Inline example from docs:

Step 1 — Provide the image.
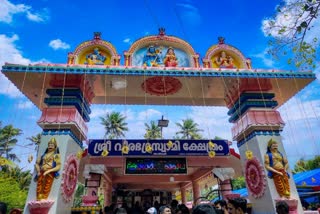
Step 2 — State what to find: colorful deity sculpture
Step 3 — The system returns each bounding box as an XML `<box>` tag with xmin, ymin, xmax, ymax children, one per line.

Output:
<box><xmin>85</xmin><ymin>47</ymin><xmax>106</xmax><ymax>65</ymax></box>
<box><xmin>143</xmin><ymin>45</ymin><xmax>162</xmax><ymax>67</ymax></box>
<box><xmin>215</xmin><ymin>51</ymin><xmax>235</xmax><ymax>68</ymax></box>
<box><xmin>35</xmin><ymin>138</ymin><xmax>61</xmax><ymax>200</ymax></box>
<box><xmin>264</xmin><ymin>139</ymin><xmax>291</xmax><ymax>198</ymax></box>
<box><xmin>163</xmin><ymin>47</ymin><xmax>178</xmax><ymax>67</ymax></box>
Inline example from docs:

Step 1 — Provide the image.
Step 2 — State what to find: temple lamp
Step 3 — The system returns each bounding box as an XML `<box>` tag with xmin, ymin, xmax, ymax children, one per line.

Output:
<box><xmin>158</xmin><ymin>115</ymin><xmax>169</xmax><ymax>139</ymax></box>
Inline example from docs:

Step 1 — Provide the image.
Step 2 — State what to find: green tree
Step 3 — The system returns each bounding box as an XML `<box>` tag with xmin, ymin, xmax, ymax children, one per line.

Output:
<box><xmin>263</xmin><ymin>0</ymin><xmax>320</xmax><ymax>69</ymax></box>
<box><xmin>231</xmin><ymin>176</ymin><xmax>246</xmax><ymax>190</ymax></box>
<box><xmin>144</xmin><ymin>121</ymin><xmax>161</xmax><ymax>139</ymax></box>
<box><xmin>0</xmin><ymin>125</ymin><xmax>22</xmax><ymax>161</ymax></box>
<box><xmin>175</xmin><ymin>118</ymin><xmax>203</xmax><ymax>139</ymax></box>
<box><xmin>73</xmin><ymin>183</ymin><xmax>85</xmax><ymax>207</ymax></box>
<box><xmin>1</xmin><ymin>166</ymin><xmax>32</xmax><ymax>191</ymax></box>
<box><xmin>100</xmin><ymin>112</ymin><xmax>128</xmax><ymax>139</ymax></box>
<box><xmin>0</xmin><ymin>169</ymin><xmax>29</xmax><ymax>211</ymax></box>
<box><xmin>27</xmin><ymin>133</ymin><xmax>42</xmax><ymax>154</ymax></box>
<box><xmin>292</xmin><ymin>155</ymin><xmax>320</xmax><ymax>174</ymax></box>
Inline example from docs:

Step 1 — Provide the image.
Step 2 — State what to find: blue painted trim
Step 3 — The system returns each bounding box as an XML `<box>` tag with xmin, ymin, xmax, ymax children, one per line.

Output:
<box><xmin>228</xmin><ymin>100</ymin><xmax>278</xmax><ymax>122</ymax></box>
<box><xmin>42</xmin><ymin>129</ymin><xmax>83</xmax><ymax>148</ymax></box>
<box><xmin>227</xmin><ymin>93</ymin><xmax>275</xmax><ymax>115</ymax></box>
<box><xmin>237</xmin><ymin>130</ymin><xmax>281</xmax><ymax>148</ymax></box>
<box><xmin>44</xmin><ymin>97</ymin><xmax>90</xmax><ymax>122</ymax></box>
<box><xmin>46</xmin><ymin>88</ymin><xmax>89</xmax><ymax>104</ymax></box>
<box><xmin>1</xmin><ymin>65</ymin><xmax>316</xmax><ymax>79</ymax></box>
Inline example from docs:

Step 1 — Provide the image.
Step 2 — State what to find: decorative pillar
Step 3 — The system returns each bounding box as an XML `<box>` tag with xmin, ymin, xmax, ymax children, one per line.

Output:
<box><xmin>114</xmin><ymin>55</ymin><xmax>121</xmax><ymax>66</ymax></box>
<box><xmin>202</xmin><ymin>59</ymin><xmax>210</xmax><ymax>68</ymax></box>
<box><xmin>180</xmin><ymin>186</ymin><xmax>187</xmax><ymax>204</ymax></box>
<box><xmin>104</xmin><ymin>181</ymin><xmax>112</xmax><ymax>206</ymax></box>
<box><xmin>225</xmin><ymin>78</ymin><xmax>302</xmax><ymax>213</ymax></box>
<box><xmin>24</xmin><ymin>74</ymin><xmax>94</xmax><ymax>214</ymax></box>
<box><xmin>220</xmin><ymin>179</ymin><xmax>233</xmax><ymax>200</ymax></box>
<box><xmin>67</xmin><ymin>52</ymin><xmax>75</xmax><ymax>65</ymax></box>
<box><xmin>192</xmin><ymin>180</ymin><xmax>200</xmax><ymax>205</ymax></box>
<box><xmin>192</xmin><ymin>54</ymin><xmax>200</xmax><ymax>68</ymax></box>
<box><xmin>124</xmin><ymin>52</ymin><xmax>131</xmax><ymax>66</ymax></box>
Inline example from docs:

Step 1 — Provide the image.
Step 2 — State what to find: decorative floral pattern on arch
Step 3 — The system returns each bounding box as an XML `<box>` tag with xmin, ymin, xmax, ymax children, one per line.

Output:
<box><xmin>245</xmin><ymin>157</ymin><xmax>267</xmax><ymax>198</ymax></box>
<box><xmin>141</xmin><ymin>76</ymin><xmax>182</xmax><ymax>96</ymax></box>
<box><xmin>61</xmin><ymin>154</ymin><xmax>79</xmax><ymax>202</ymax></box>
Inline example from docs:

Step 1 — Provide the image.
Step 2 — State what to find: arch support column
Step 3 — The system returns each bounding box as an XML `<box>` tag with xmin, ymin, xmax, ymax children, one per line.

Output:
<box><xmin>24</xmin><ymin>74</ymin><xmax>95</xmax><ymax>214</ymax></box>
<box><xmin>225</xmin><ymin>78</ymin><xmax>302</xmax><ymax>213</ymax></box>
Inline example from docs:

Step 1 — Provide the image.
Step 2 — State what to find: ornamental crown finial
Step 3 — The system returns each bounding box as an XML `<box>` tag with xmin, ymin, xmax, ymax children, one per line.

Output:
<box><xmin>93</xmin><ymin>32</ymin><xmax>102</xmax><ymax>40</ymax></box>
<box><xmin>218</xmin><ymin>36</ymin><xmax>225</xmax><ymax>44</ymax></box>
<box><xmin>159</xmin><ymin>27</ymin><xmax>166</xmax><ymax>36</ymax></box>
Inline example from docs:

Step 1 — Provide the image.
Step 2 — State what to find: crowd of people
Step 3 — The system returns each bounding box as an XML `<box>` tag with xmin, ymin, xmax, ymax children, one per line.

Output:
<box><xmin>99</xmin><ymin>198</ymin><xmax>249</xmax><ymax>214</ymax></box>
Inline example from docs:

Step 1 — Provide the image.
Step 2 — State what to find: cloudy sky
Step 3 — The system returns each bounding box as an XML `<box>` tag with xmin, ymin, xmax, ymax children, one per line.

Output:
<box><xmin>0</xmin><ymin>0</ymin><xmax>319</xmax><ymax>170</ymax></box>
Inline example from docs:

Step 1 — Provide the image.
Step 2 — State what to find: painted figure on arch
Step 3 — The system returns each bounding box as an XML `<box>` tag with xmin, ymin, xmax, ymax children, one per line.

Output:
<box><xmin>143</xmin><ymin>45</ymin><xmax>162</xmax><ymax>67</ymax></box>
<box><xmin>35</xmin><ymin>137</ymin><xmax>61</xmax><ymax>200</ymax></box>
<box><xmin>85</xmin><ymin>47</ymin><xmax>106</xmax><ymax>65</ymax></box>
<box><xmin>163</xmin><ymin>47</ymin><xmax>178</xmax><ymax>67</ymax></box>
<box><xmin>264</xmin><ymin>139</ymin><xmax>291</xmax><ymax>198</ymax></box>
<box><xmin>215</xmin><ymin>51</ymin><xmax>235</xmax><ymax>68</ymax></box>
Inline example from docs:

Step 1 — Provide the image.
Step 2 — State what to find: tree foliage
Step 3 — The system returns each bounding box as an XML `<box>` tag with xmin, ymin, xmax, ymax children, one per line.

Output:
<box><xmin>231</xmin><ymin>176</ymin><xmax>246</xmax><ymax>190</ymax></box>
<box><xmin>0</xmin><ymin>124</ymin><xmax>22</xmax><ymax>161</ymax></box>
<box><xmin>292</xmin><ymin>155</ymin><xmax>320</xmax><ymax>173</ymax></box>
<box><xmin>0</xmin><ymin>168</ymin><xmax>30</xmax><ymax>211</ymax></box>
<box><xmin>27</xmin><ymin>133</ymin><xmax>42</xmax><ymax>154</ymax></box>
<box><xmin>175</xmin><ymin>118</ymin><xmax>203</xmax><ymax>139</ymax></box>
<box><xmin>263</xmin><ymin>0</ymin><xmax>320</xmax><ymax>69</ymax></box>
<box><xmin>144</xmin><ymin>120</ymin><xmax>161</xmax><ymax>139</ymax></box>
<box><xmin>100</xmin><ymin>112</ymin><xmax>128</xmax><ymax>139</ymax></box>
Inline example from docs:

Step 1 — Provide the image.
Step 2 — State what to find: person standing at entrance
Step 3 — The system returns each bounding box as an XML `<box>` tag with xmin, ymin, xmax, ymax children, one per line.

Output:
<box><xmin>159</xmin><ymin>205</ymin><xmax>172</xmax><ymax>214</ymax></box>
<box><xmin>227</xmin><ymin>198</ymin><xmax>247</xmax><ymax>214</ymax></box>
<box><xmin>0</xmin><ymin>202</ymin><xmax>7</xmax><ymax>214</ymax></box>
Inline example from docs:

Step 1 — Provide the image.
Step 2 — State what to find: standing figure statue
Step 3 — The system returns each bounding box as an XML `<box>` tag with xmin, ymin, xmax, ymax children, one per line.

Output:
<box><xmin>264</xmin><ymin>139</ymin><xmax>291</xmax><ymax>198</ymax></box>
<box><xmin>35</xmin><ymin>137</ymin><xmax>61</xmax><ymax>200</ymax></box>
<box><xmin>143</xmin><ymin>45</ymin><xmax>162</xmax><ymax>67</ymax></box>
<box><xmin>85</xmin><ymin>47</ymin><xmax>106</xmax><ymax>65</ymax></box>
<box><xmin>163</xmin><ymin>47</ymin><xmax>178</xmax><ymax>67</ymax></box>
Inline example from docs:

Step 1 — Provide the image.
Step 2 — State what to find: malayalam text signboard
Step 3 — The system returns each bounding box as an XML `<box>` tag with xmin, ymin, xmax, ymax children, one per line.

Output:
<box><xmin>88</xmin><ymin>139</ymin><xmax>229</xmax><ymax>156</ymax></box>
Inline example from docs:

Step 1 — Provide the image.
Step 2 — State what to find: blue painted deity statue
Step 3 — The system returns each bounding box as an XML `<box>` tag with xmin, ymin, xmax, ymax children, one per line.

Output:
<box><xmin>85</xmin><ymin>48</ymin><xmax>106</xmax><ymax>65</ymax></box>
<box><xmin>143</xmin><ymin>46</ymin><xmax>162</xmax><ymax>67</ymax></box>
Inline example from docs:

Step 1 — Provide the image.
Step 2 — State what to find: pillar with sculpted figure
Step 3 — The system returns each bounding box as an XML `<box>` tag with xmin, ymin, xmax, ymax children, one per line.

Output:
<box><xmin>225</xmin><ymin>78</ymin><xmax>302</xmax><ymax>214</ymax></box>
<box><xmin>24</xmin><ymin>74</ymin><xmax>95</xmax><ymax>214</ymax></box>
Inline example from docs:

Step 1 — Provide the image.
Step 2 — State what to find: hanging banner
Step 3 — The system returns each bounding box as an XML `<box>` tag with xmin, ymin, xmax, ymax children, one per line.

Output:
<box><xmin>88</xmin><ymin>139</ymin><xmax>229</xmax><ymax>156</ymax></box>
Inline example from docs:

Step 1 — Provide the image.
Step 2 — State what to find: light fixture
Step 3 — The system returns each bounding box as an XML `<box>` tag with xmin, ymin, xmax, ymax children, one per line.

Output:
<box><xmin>111</xmin><ymin>78</ymin><xmax>127</xmax><ymax>90</ymax></box>
<box><xmin>158</xmin><ymin>115</ymin><xmax>169</xmax><ymax>139</ymax></box>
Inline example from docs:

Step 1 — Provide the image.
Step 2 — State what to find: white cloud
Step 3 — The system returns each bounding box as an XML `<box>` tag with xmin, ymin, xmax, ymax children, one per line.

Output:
<box><xmin>0</xmin><ymin>0</ymin><xmax>48</xmax><ymax>23</ymax></box>
<box><xmin>0</xmin><ymin>34</ymin><xmax>49</xmax><ymax>98</ymax></box>
<box><xmin>137</xmin><ymin>109</ymin><xmax>162</xmax><ymax>121</ymax></box>
<box><xmin>123</xmin><ymin>38</ymin><xmax>131</xmax><ymax>44</ymax></box>
<box><xmin>261</xmin><ymin>0</ymin><xmax>320</xmax><ymax>44</ymax></box>
<box><xmin>250</xmin><ymin>48</ymin><xmax>275</xmax><ymax>68</ymax></box>
<box><xmin>0</xmin><ymin>34</ymin><xmax>31</xmax><ymax>98</ymax></box>
<box><xmin>176</xmin><ymin>2</ymin><xmax>201</xmax><ymax>26</ymax></box>
<box><xmin>16</xmin><ymin>100</ymin><xmax>33</xmax><ymax>109</ymax></box>
<box><xmin>279</xmin><ymin>97</ymin><xmax>320</xmax><ymax>121</ymax></box>
<box><xmin>189</xmin><ymin>106</ymin><xmax>233</xmax><ymax>140</ymax></box>
<box><xmin>49</xmin><ymin>39</ymin><xmax>70</xmax><ymax>50</ymax></box>
<box><xmin>26</xmin><ymin>11</ymin><xmax>45</xmax><ymax>22</ymax></box>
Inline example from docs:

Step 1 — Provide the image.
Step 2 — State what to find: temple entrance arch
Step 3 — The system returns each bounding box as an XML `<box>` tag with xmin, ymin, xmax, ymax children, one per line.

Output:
<box><xmin>1</xmin><ymin>30</ymin><xmax>316</xmax><ymax>214</ymax></box>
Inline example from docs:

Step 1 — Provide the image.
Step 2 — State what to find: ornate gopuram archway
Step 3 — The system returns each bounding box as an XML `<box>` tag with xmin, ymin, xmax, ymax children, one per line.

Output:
<box><xmin>1</xmin><ymin>30</ymin><xmax>316</xmax><ymax>214</ymax></box>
